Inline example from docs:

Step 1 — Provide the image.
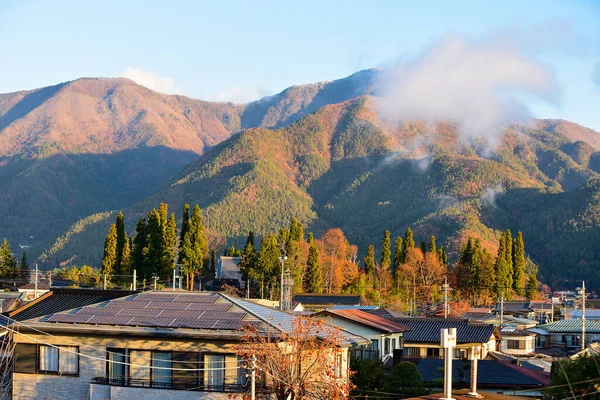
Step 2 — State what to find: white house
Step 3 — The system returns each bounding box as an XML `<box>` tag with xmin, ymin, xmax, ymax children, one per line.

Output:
<box><xmin>499</xmin><ymin>326</ymin><xmax>536</xmax><ymax>355</ymax></box>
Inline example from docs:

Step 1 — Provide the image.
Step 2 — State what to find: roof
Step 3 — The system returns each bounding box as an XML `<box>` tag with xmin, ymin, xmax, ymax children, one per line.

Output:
<box><xmin>495</xmin><ymin>302</ymin><xmax>532</xmax><ymax>313</ymax></box>
<box><xmin>388</xmin><ymin>318</ymin><xmax>498</xmax><ymax>344</ymax></box>
<box><xmin>409</xmin><ymin>358</ymin><xmax>549</xmax><ymax>388</ymax></box>
<box><xmin>535</xmin><ymin>319</ymin><xmax>600</xmax><ymax>333</ymax></box>
<box><xmin>530</xmin><ymin>302</ymin><xmax>553</xmax><ymax>310</ymax></box>
<box><xmin>461</xmin><ymin>312</ymin><xmax>494</xmax><ymax>320</ymax></box>
<box><xmin>216</xmin><ymin>256</ymin><xmax>242</xmax><ymax>281</ymax></box>
<box><xmin>314</xmin><ymin>309</ymin><xmax>412</xmax><ymax>334</ymax></box>
<box><xmin>13</xmin><ymin>291</ymin><xmax>368</xmax><ymax>346</ymax></box>
<box><xmin>329</xmin><ymin>305</ymin><xmax>378</xmax><ymax>311</ymax></box>
<box><xmin>405</xmin><ymin>388</ymin><xmax>532</xmax><ymax>400</ymax></box>
<box><xmin>499</xmin><ymin>327</ymin><xmax>535</xmax><ymax>337</ymax></box>
<box><xmin>292</xmin><ymin>293</ymin><xmax>360</xmax><ymax>306</ymax></box>
<box><xmin>366</xmin><ymin>308</ymin><xmax>407</xmax><ymax>319</ymax></box>
<box><xmin>570</xmin><ymin>309</ymin><xmax>600</xmax><ymax>319</ymax></box>
<box><xmin>18</xmin><ymin>281</ymin><xmax>51</xmax><ymax>291</ymax></box>
<box><xmin>8</xmin><ymin>288</ymin><xmax>136</xmax><ymax>321</ymax></box>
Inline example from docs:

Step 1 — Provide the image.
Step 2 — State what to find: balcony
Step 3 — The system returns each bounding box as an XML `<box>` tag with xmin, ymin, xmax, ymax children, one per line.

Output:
<box><xmin>90</xmin><ymin>377</ymin><xmax>251</xmax><ymax>400</ymax></box>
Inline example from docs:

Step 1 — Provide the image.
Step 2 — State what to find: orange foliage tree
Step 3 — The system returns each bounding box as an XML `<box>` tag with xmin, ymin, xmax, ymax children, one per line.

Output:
<box><xmin>317</xmin><ymin>229</ymin><xmax>359</xmax><ymax>293</ymax></box>
<box><xmin>235</xmin><ymin>317</ymin><xmax>352</xmax><ymax>400</ymax></box>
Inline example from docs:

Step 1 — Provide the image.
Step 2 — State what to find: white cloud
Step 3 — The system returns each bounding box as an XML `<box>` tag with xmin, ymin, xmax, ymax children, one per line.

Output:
<box><xmin>117</xmin><ymin>67</ymin><xmax>185</xmax><ymax>95</ymax></box>
<box><xmin>377</xmin><ymin>32</ymin><xmax>560</xmax><ymax>150</ymax></box>
<box><xmin>213</xmin><ymin>86</ymin><xmax>272</xmax><ymax>104</ymax></box>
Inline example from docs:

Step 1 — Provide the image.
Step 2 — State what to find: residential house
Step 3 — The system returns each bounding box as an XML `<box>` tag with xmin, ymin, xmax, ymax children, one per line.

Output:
<box><xmin>292</xmin><ymin>293</ymin><xmax>361</xmax><ymax>312</ymax></box>
<box><xmin>312</xmin><ymin>309</ymin><xmax>411</xmax><ymax>363</ymax></box>
<box><xmin>528</xmin><ymin>319</ymin><xmax>600</xmax><ymax>349</ymax></box>
<box><xmin>569</xmin><ymin>309</ymin><xmax>600</xmax><ymax>320</ymax></box>
<box><xmin>410</xmin><ymin>358</ymin><xmax>549</xmax><ymax>396</ymax></box>
<box><xmin>494</xmin><ymin>301</ymin><xmax>553</xmax><ymax>324</ymax></box>
<box><xmin>473</xmin><ymin>315</ymin><xmax>539</xmax><ymax>330</ymax></box>
<box><xmin>9</xmin><ymin>291</ymin><xmax>366</xmax><ymax>400</ymax></box>
<box><xmin>498</xmin><ymin>327</ymin><xmax>536</xmax><ymax>355</ymax></box>
<box><xmin>17</xmin><ymin>281</ymin><xmax>50</xmax><ymax>300</ymax></box>
<box><xmin>216</xmin><ymin>256</ymin><xmax>243</xmax><ymax>288</ymax></box>
<box><xmin>387</xmin><ymin>318</ymin><xmax>500</xmax><ymax>359</ymax></box>
<box><xmin>0</xmin><ymin>291</ymin><xmax>27</xmax><ymax>314</ymax></box>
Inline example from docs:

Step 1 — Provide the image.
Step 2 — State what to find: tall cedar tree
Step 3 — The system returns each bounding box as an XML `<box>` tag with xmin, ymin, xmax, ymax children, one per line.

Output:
<box><xmin>504</xmin><ymin>229</ymin><xmax>514</xmax><ymax>280</ymax></box>
<box><xmin>178</xmin><ymin>204</ymin><xmax>190</xmax><ymax>264</ymax></box>
<box><xmin>240</xmin><ymin>231</ymin><xmax>257</xmax><ymax>286</ymax></box>
<box><xmin>512</xmin><ymin>232</ymin><xmax>526</xmax><ymax>296</ymax></box>
<box><xmin>393</xmin><ymin>236</ymin><xmax>403</xmax><ymax>287</ymax></box>
<box><xmin>115</xmin><ymin>211</ymin><xmax>127</xmax><ymax>275</ymax></box>
<box><xmin>120</xmin><ymin>240</ymin><xmax>131</xmax><ymax>277</ymax></box>
<box><xmin>101</xmin><ymin>224</ymin><xmax>118</xmax><ymax>277</ymax></box>
<box><xmin>288</xmin><ymin>218</ymin><xmax>304</xmax><ymax>291</ymax></box>
<box><xmin>429</xmin><ymin>236</ymin><xmax>436</xmax><ymax>254</ymax></box>
<box><xmin>256</xmin><ymin>234</ymin><xmax>280</xmax><ymax>299</ymax></box>
<box><xmin>131</xmin><ymin>217</ymin><xmax>147</xmax><ymax>275</ymax></box>
<box><xmin>380</xmin><ymin>231</ymin><xmax>391</xmax><ymax>269</ymax></box>
<box><xmin>304</xmin><ymin>240</ymin><xmax>322</xmax><ymax>293</ymax></box>
<box><xmin>144</xmin><ymin>209</ymin><xmax>163</xmax><ymax>278</ymax></box>
<box><xmin>525</xmin><ymin>273</ymin><xmax>538</xmax><ymax>300</ymax></box>
<box><xmin>494</xmin><ymin>231</ymin><xmax>513</xmax><ymax>296</ymax></box>
<box><xmin>163</xmin><ymin>212</ymin><xmax>177</xmax><ymax>274</ymax></box>
<box><xmin>364</xmin><ymin>245</ymin><xmax>375</xmax><ymax>277</ymax></box>
<box><xmin>0</xmin><ymin>239</ymin><xmax>18</xmax><ymax>279</ymax></box>
<box><xmin>20</xmin><ymin>251</ymin><xmax>30</xmax><ymax>281</ymax></box>
<box><xmin>180</xmin><ymin>205</ymin><xmax>208</xmax><ymax>290</ymax></box>
<box><xmin>402</xmin><ymin>228</ymin><xmax>415</xmax><ymax>262</ymax></box>
<box><xmin>438</xmin><ymin>246</ymin><xmax>448</xmax><ymax>266</ymax></box>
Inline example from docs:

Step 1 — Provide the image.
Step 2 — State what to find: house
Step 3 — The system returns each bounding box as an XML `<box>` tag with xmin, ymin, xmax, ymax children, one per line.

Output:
<box><xmin>8</xmin><ymin>291</ymin><xmax>366</xmax><ymax>400</ymax></box>
<box><xmin>0</xmin><ymin>291</ymin><xmax>28</xmax><ymax>313</ymax></box>
<box><xmin>569</xmin><ymin>309</ymin><xmax>600</xmax><ymax>320</ymax></box>
<box><xmin>216</xmin><ymin>256</ymin><xmax>243</xmax><ymax>288</ymax></box>
<box><xmin>366</xmin><ymin>308</ymin><xmax>407</xmax><ymax>319</ymax></box>
<box><xmin>498</xmin><ymin>327</ymin><xmax>536</xmax><ymax>355</ymax></box>
<box><xmin>528</xmin><ymin>319</ymin><xmax>600</xmax><ymax>349</ymax></box>
<box><xmin>387</xmin><ymin>318</ymin><xmax>500</xmax><ymax>359</ymax></box>
<box><xmin>292</xmin><ymin>293</ymin><xmax>361</xmax><ymax>311</ymax></box>
<box><xmin>17</xmin><ymin>281</ymin><xmax>50</xmax><ymax>300</ymax></box>
<box><xmin>493</xmin><ymin>301</ymin><xmax>553</xmax><ymax>324</ymax></box>
<box><xmin>472</xmin><ymin>314</ymin><xmax>539</xmax><ymax>330</ymax></box>
<box><xmin>409</xmin><ymin>358</ymin><xmax>549</xmax><ymax>395</ymax></box>
<box><xmin>312</xmin><ymin>309</ymin><xmax>411</xmax><ymax>363</ymax></box>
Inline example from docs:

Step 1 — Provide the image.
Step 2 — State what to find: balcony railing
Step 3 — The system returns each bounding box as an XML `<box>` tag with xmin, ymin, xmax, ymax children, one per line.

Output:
<box><xmin>91</xmin><ymin>377</ymin><xmax>251</xmax><ymax>393</ymax></box>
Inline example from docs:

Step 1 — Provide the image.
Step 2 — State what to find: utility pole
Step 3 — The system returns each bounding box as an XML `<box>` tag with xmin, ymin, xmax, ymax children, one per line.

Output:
<box><xmin>250</xmin><ymin>355</ymin><xmax>256</xmax><ymax>400</ymax></box>
<box><xmin>172</xmin><ymin>268</ymin><xmax>176</xmax><ymax>290</ymax></box>
<box><xmin>278</xmin><ymin>255</ymin><xmax>287</xmax><ymax>310</ymax></box>
<box><xmin>103</xmin><ymin>273</ymin><xmax>107</xmax><ymax>290</ymax></box>
<box><xmin>500</xmin><ymin>290</ymin><xmax>504</xmax><ymax>326</ymax></box>
<box><xmin>443</xmin><ymin>277</ymin><xmax>449</xmax><ymax>319</ymax></box>
<box><xmin>413</xmin><ymin>275</ymin><xmax>416</xmax><ymax>316</ymax></box>
<box><xmin>153</xmin><ymin>274</ymin><xmax>158</xmax><ymax>291</ymax></box>
<box><xmin>133</xmin><ymin>270</ymin><xmax>137</xmax><ymax>291</ymax></box>
<box><xmin>582</xmin><ymin>281</ymin><xmax>586</xmax><ymax>350</ymax></box>
<box><xmin>34</xmin><ymin>264</ymin><xmax>38</xmax><ymax>299</ymax></box>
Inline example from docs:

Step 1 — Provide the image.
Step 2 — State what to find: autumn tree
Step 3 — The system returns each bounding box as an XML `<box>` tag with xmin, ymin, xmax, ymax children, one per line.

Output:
<box><xmin>236</xmin><ymin>317</ymin><xmax>352</xmax><ymax>400</ymax></box>
<box><xmin>318</xmin><ymin>229</ymin><xmax>358</xmax><ymax>293</ymax></box>
<box><xmin>525</xmin><ymin>273</ymin><xmax>538</xmax><ymax>300</ymax></box>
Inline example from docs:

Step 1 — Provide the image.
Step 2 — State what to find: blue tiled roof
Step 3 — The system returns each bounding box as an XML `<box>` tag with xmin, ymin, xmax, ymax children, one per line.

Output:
<box><xmin>388</xmin><ymin>318</ymin><xmax>496</xmax><ymax>344</ymax></box>
<box><xmin>570</xmin><ymin>309</ymin><xmax>600</xmax><ymax>319</ymax></box>
<box><xmin>410</xmin><ymin>359</ymin><xmax>548</xmax><ymax>387</ymax></box>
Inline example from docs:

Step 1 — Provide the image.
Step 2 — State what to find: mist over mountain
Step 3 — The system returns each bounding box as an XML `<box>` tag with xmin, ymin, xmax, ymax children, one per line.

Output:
<box><xmin>1</xmin><ymin>70</ymin><xmax>599</xmax><ymax>288</ymax></box>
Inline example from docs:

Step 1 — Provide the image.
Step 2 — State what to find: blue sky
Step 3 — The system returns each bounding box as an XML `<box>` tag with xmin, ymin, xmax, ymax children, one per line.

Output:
<box><xmin>0</xmin><ymin>0</ymin><xmax>599</xmax><ymax>130</ymax></box>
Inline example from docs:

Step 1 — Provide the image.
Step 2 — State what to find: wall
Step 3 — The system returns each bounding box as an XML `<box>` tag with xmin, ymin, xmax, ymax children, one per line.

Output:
<box><xmin>500</xmin><ymin>336</ymin><xmax>535</xmax><ymax>355</ymax></box>
<box><xmin>12</xmin><ymin>332</ymin><xmax>242</xmax><ymax>400</ymax></box>
<box><xmin>89</xmin><ymin>384</ymin><xmax>232</xmax><ymax>400</ymax></box>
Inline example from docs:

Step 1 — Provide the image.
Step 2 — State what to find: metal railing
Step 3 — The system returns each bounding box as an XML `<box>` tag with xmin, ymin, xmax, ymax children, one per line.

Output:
<box><xmin>91</xmin><ymin>377</ymin><xmax>249</xmax><ymax>393</ymax></box>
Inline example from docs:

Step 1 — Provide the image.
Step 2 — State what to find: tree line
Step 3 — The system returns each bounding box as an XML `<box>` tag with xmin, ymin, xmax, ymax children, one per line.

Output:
<box><xmin>0</xmin><ymin>239</ymin><xmax>30</xmax><ymax>282</ymax></box>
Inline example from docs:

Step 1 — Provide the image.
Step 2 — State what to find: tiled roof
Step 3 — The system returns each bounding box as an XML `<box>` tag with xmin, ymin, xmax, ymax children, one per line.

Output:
<box><xmin>535</xmin><ymin>319</ymin><xmax>600</xmax><ymax>333</ymax></box>
<box><xmin>462</xmin><ymin>312</ymin><xmax>494</xmax><ymax>320</ymax></box>
<box><xmin>410</xmin><ymin>358</ymin><xmax>549</xmax><ymax>387</ymax></box>
<box><xmin>19</xmin><ymin>281</ymin><xmax>51</xmax><ymax>290</ymax></box>
<box><xmin>570</xmin><ymin>309</ymin><xmax>600</xmax><ymax>319</ymax></box>
<box><xmin>500</xmin><ymin>327</ymin><xmax>535</xmax><ymax>337</ymax></box>
<box><xmin>315</xmin><ymin>309</ymin><xmax>412</xmax><ymax>334</ymax></box>
<box><xmin>495</xmin><ymin>302</ymin><xmax>532</xmax><ymax>313</ymax></box>
<box><xmin>293</xmin><ymin>293</ymin><xmax>360</xmax><ymax>306</ymax></box>
<box><xmin>9</xmin><ymin>288</ymin><xmax>136</xmax><ymax>321</ymax></box>
<box><xmin>388</xmin><ymin>318</ymin><xmax>497</xmax><ymax>344</ymax></box>
<box><xmin>530</xmin><ymin>302</ymin><xmax>553</xmax><ymax>310</ymax></box>
<box><xmin>329</xmin><ymin>305</ymin><xmax>378</xmax><ymax>311</ymax></box>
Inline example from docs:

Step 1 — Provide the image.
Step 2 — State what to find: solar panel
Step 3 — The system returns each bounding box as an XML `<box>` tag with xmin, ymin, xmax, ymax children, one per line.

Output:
<box><xmin>87</xmin><ymin>315</ymin><xmax>135</xmax><ymax>325</ymax></box>
<box><xmin>76</xmin><ymin>308</ymin><xmax>121</xmax><ymax>316</ymax></box>
<box><xmin>115</xmin><ymin>308</ymin><xmax>160</xmax><ymax>317</ymax></box>
<box><xmin>48</xmin><ymin>314</ymin><xmax>94</xmax><ymax>323</ymax></box>
<box><xmin>130</xmin><ymin>316</ymin><xmax>175</xmax><ymax>327</ymax></box>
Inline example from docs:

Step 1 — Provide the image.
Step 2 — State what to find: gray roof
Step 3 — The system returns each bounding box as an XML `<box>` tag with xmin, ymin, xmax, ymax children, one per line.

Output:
<box><xmin>216</xmin><ymin>256</ymin><xmax>242</xmax><ymax>281</ymax></box>
<box><xmin>329</xmin><ymin>305</ymin><xmax>378</xmax><ymax>311</ymax></box>
<box><xmin>570</xmin><ymin>309</ymin><xmax>600</xmax><ymax>319</ymax></box>
<box><xmin>388</xmin><ymin>318</ymin><xmax>497</xmax><ymax>344</ymax></box>
<box><xmin>293</xmin><ymin>293</ymin><xmax>361</xmax><ymax>306</ymax></box>
<box><xmin>535</xmin><ymin>319</ymin><xmax>600</xmax><ymax>333</ymax></box>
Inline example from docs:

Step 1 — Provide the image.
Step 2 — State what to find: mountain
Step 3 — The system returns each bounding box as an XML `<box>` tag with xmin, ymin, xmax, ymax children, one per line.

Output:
<box><xmin>39</xmin><ymin>91</ymin><xmax>600</xmax><ymax>289</ymax></box>
<box><xmin>0</xmin><ymin>71</ymin><xmax>381</xmax><ymax>256</ymax></box>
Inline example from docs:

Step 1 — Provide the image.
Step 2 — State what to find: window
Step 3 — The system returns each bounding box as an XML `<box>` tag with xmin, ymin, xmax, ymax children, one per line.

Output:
<box><xmin>391</xmin><ymin>338</ymin><xmax>396</xmax><ymax>351</ymax></box>
<box><xmin>205</xmin><ymin>354</ymin><xmax>225</xmax><ymax>389</ymax></box>
<box><xmin>14</xmin><ymin>344</ymin><xmax>37</xmax><ymax>374</ymax></box>
<box><xmin>426</xmin><ymin>348</ymin><xmax>440</xmax><ymax>357</ymax></box>
<box><xmin>237</xmin><ymin>356</ymin><xmax>248</xmax><ymax>386</ymax></box>
<box><xmin>108</xmin><ymin>349</ymin><xmax>127</xmax><ymax>384</ymax></box>
<box><xmin>384</xmin><ymin>338</ymin><xmax>390</xmax><ymax>355</ymax></box>
<box><xmin>39</xmin><ymin>345</ymin><xmax>79</xmax><ymax>375</ymax></box>
<box><xmin>152</xmin><ymin>352</ymin><xmax>172</xmax><ymax>388</ymax></box>
<box><xmin>369</xmin><ymin>339</ymin><xmax>379</xmax><ymax>351</ymax></box>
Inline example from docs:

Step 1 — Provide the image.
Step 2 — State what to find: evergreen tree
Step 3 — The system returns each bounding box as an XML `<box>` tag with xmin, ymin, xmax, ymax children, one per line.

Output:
<box><xmin>101</xmin><ymin>224</ymin><xmax>118</xmax><ymax>277</ymax></box>
<box><xmin>229</xmin><ymin>245</ymin><xmax>236</xmax><ymax>257</ymax></box>
<box><xmin>393</xmin><ymin>236</ymin><xmax>403</xmax><ymax>271</ymax></box>
<box><xmin>380</xmin><ymin>230</ymin><xmax>391</xmax><ymax>269</ymax></box>
<box><xmin>180</xmin><ymin>205</ymin><xmax>208</xmax><ymax>290</ymax></box>
<box><xmin>178</xmin><ymin>204</ymin><xmax>190</xmax><ymax>264</ymax></box>
<box><xmin>119</xmin><ymin>240</ymin><xmax>131</xmax><ymax>276</ymax></box>
<box><xmin>288</xmin><ymin>218</ymin><xmax>304</xmax><ymax>291</ymax></box>
<box><xmin>131</xmin><ymin>217</ymin><xmax>147</xmax><ymax>276</ymax></box>
<box><xmin>240</xmin><ymin>231</ymin><xmax>257</xmax><ymax>295</ymax></box>
<box><xmin>209</xmin><ymin>249</ymin><xmax>217</xmax><ymax>279</ymax></box>
<box><xmin>144</xmin><ymin>209</ymin><xmax>164</xmax><ymax>277</ymax></box>
<box><xmin>20</xmin><ymin>251</ymin><xmax>30</xmax><ymax>281</ymax></box>
<box><xmin>429</xmin><ymin>236</ymin><xmax>437</xmax><ymax>254</ymax></box>
<box><xmin>494</xmin><ymin>231</ymin><xmax>513</xmax><ymax>297</ymax></box>
<box><xmin>163</xmin><ymin>212</ymin><xmax>177</xmax><ymax>274</ymax></box>
<box><xmin>115</xmin><ymin>211</ymin><xmax>127</xmax><ymax>275</ymax></box>
<box><xmin>438</xmin><ymin>246</ymin><xmax>448</xmax><ymax>266</ymax></box>
<box><xmin>504</xmin><ymin>229</ymin><xmax>514</xmax><ymax>284</ymax></box>
<box><xmin>289</xmin><ymin>218</ymin><xmax>304</xmax><ymax>242</ymax></box>
<box><xmin>256</xmin><ymin>234</ymin><xmax>280</xmax><ymax>298</ymax></box>
<box><xmin>364</xmin><ymin>245</ymin><xmax>375</xmax><ymax>277</ymax></box>
<box><xmin>525</xmin><ymin>273</ymin><xmax>538</xmax><ymax>300</ymax></box>
<box><xmin>304</xmin><ymin>241</ymin><xmax>322</xmax><ymax>293</ymax></box>
<box><xmin>402</xmin><ymin>228</ymin><xmax>415</xmax><ymax>262</ymax></box>
<box><xmin>307</xmin><ymin>232</ymin><xmax>315</xmax><ymax>244</ymax></box>
<box><xmin>512</xmin><ymin>232</ymin><xmax>526</xmax><ymax>296</ymax></box>
<box><xmin>0</xmin><ymin>239</ymin><xmax>17</xmax><ymax>279</ymax></box>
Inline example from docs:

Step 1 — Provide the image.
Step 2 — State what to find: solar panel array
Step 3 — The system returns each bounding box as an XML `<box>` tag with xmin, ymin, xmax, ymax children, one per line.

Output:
<box><xmin>46</xmin><ymin>292</ymin><xmax>253</xmax><ymax>330</ymax></box>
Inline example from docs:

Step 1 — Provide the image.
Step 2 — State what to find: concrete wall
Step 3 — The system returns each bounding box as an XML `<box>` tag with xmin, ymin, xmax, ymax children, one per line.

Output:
<box><xmin>500</xmin><ymin>336</ymin><xmax>535</xmax><ymax>355</ymax></box>
<box><xmin>89</xmin><ymin>384</ymin><xmax>235</xmax><ymax>400</ymax></box>
<box><xmin>12</xmin><ymin>333</ymin><xmax>242</xmax><ymax>400</ymax></box>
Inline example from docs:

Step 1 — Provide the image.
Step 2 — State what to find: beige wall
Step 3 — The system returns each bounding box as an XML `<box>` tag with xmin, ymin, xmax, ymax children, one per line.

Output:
<box><xmin>12</xmin><ymin>332</ymin><xmax>243</xmax><ymax>400</ymax></box>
